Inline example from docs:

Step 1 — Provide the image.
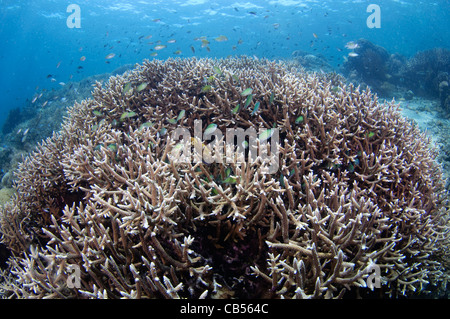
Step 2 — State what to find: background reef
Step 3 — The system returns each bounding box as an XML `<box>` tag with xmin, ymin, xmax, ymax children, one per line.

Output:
<box><xmin>0</xmin><ymin>57</ymin><xmax>448</xmax><ymax>299</ymax></box>
<box><xmin>0</xmin><ymin>65</ymin><xmax>133</xmax><ymax>192</ymax></box>
<box><xmin>341</xmin><ymin>39</ymin><xmax>450</xmax><ymax>111</ymax></box>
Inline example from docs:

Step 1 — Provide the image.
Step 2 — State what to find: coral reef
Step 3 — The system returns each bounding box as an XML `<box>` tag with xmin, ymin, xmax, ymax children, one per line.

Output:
<box><xmin>0</xmin><ymin>57</ymin><xmax>449</xmax><ymax>299</ymax></box>
<box><xmin>341</xmin><ymin>41</ymin><xmax>450</xmax><ymax>106</ymax></box>
<box><xmin>0</xmin><ymin>64</ymin><xmax>135</xmax><ymax>192</ymax></box>
<box><xmin>400</xmin><ymin>48</ymin><xmax>450</xmax><ymax>99</ymax></box>
<box><xmin>342</xmin><ymin>39</ymin><xmax>392</xmax><ymax>94</ymax></box>
<box><xmin>291</xmin><ymin>50</ymin><xmax>334</xmax><ymax>73</ymax></box>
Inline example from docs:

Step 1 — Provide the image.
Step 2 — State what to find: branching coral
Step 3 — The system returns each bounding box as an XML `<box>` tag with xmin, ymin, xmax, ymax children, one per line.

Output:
<box><xmin>0</xmin><ymin>57</ymin><xmax>449</xmax><ymax>299</ymax></box>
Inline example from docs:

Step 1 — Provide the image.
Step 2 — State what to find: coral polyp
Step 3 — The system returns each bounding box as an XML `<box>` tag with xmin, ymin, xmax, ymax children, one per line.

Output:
<box><xmin>0</xmin><ymin>57</ymin><xmax>449</xmax><ymax>298</ymax></box>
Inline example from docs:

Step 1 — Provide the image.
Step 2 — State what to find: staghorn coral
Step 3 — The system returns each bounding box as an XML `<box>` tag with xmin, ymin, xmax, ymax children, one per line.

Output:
<box><xmin>0</xmin><ymin>57</ymin><xmax>449</xmax><ymax>299</ymax></box>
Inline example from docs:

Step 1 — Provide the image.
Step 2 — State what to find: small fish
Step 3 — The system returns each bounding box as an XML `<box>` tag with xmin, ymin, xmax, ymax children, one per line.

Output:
<box><xmin>224</xmin><ymin>167</ymin><xmax>232</xmax><ymax>179</ymax></box>
<box><xmin>93</xmin><ymin>110</ymin><xmax>103</xmax><ymax>117</ymax></box>
<box><xmin>313</xmin><ymin>33</ymin><xmax>318</xmax><ymax>39</ymax></box>
<box><xmin>172</xmin><ymin>143</ymin><xmax>185</xmax><ymax>156</ymax></box>
<box><xmin>154</xmin><ymin>45</ymin><xmax>167</xmax><ymax>50</ymax></box>
<box><xmin>367</xmin><ymin>131</ymin><xmax>375</xmax><ymax>138</ymax></box>
<box><xmin>123</xmin><ymin>82</ymin><xmax>132</xmax><ymax>94</ymax></box>
<box><xmin>348</xmin><ymin>52</ymin><xmax>359</xmax><ymax>57</ymax></box>
<box><xmin>167</xmin><ymin>39</ymin><xmax>176</xmax><ymax>43</ymax></box>
<box><xmin>136</xmin><ymin>82</ymin><xmax>148</xmax><ymax>92</ymax></box>
<box><xmin>107</xmin><ymin>144</ymin><xmax>118</xmax><ymax>152</ymax></box>
<box><xmin>105</xmin><ymin>53</ymin><xmax>116</xmax><ymax>59</ymax></box>
<box><xmin>190</xmin><ymin>46</ymin><xmax>195</xmax><ymax>53</ymax></box>
<box><xmin>244</xmin><ymin>94</ymin><xmax>253</xmax><ymax>108</ymax></box>
<box><xmin>177</xmin><ymin>110</ymin><xmax>186</xmax><ymax>122</ymax></box>
<box><xmin>201</xmin><ymin>85</ymin><xmax>212</xmax><ymax>93</ymax></box>
<box><xmin>213</xmin><ymin>66</ymin><xmax>222</xmax><ymax>75</ymax></box>
<box><xmin>269</xmin><ymin>92</ymin><xmax>275</xmax><ymax>104</ymax></box>
<box><xmin>206</xmin><ymin>75</ymin><xmax>216</xmax><ymax>83</ymax></box>
<box><xmin>348</xmin><ymin>163</ymin><xmax>354</xmax><ymax>173</ymax></box>
<box><xmin>204</xmin><ymin>123</ymin><xmax>218</xmax><ymax>136</ymax></box>
<box><xmin>214</xmin><ymin>35</ymin><xmax>228</xmax><ymax>42</ymax></box>
<box><xmin>80</xmin><ymin>56</ymin><xmax>86</xmax><ymax>61</ymax></box>
<box><xmin>56</xmin><ymin>61</ymin><xmax>61</xmax><ymax>68</ymax></box>
<box><xmin>201</xmin><ymin>39</ymin><xmax>210</xmax><ymax>47</ymax></box>
<box><xmin>279</xmin><ymin>175</ymin><xmax>286</xmax><ymax>188</ymax></box>
<box><xmin>150</xmin><ymin>52</ymin><xmax>158</xmax><ymax>57</ymax></box>
<box><xmin>241</xmin><ymin>88</ymin><xmax>253</xmax><ymax>96</ymax></box>
<box><xmin>289</xmin><ymin>168</ymin><xmax>295</xmax><ymax>177</ymax></box>
<box><xmin>31</xmin><ymin>96</ymin><xmax>38</xmax><ymax>104</ymax></box>
<box><xmin>295</xmin><ymin>115</ymin><xmax>304</xmax><ymax>124</ymax></box>
<box><xmin>120</xmin><ymin>111</ymin><xmax>137</xmax><ymax>121</ymax></box>
<box><xmin>173</xmin><ymin>50</ymin><xmax>182</xmax><ymax>55</ymax></box>
<box><xmin>139</xmin><ymin>122</ymin><xmax>154</xmax><ymax>130</ymax></box>
<box><xmin>223</xmin><ymin>176</ymin><xmax>237</xmax><ymax>184</ymax></box>
<box><xmin>345</xmin><ymin>41</ymin><xmax>359</xmax><ymax>50</ymax></box>
<box><xmin>251</xmin><ymin>101</ymin><xmax>260</xmax><ymax>116</ymax></box>
<box><xmin>191</xmin><ymin>137</ymin><xmax>212</xmax><ymax>159</ymax></box>
<box><xmin>258</xmin><ymin>128</ymin><xmax>274</xmax><ymax>142</ymax></box>
<box><xmin>231</xmin><ymin>104</ymin><xmax>240</xmax><ymax>114</ymax></box>
<box><xmin>167</xmin><ymin>118</ymin><xmax>177</xmax><ymax>124</ymax></box>
<box><xmin>94</xmin><ymin>143</ymin><xmax>104</xmax><ymax>151</ymax></box>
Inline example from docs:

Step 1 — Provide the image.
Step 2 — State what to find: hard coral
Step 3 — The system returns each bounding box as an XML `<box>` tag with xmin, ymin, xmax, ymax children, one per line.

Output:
<box><xmin>400</xmin><ymin>48</ymin><xmax>450</xmax><ymax>98</ymax></box>
<box><xmin>0</xmin><ymin>57</ymin><xmax>449</xmax><ymax>299</ymax></box>
<box><xmin>342</xmin><ymin>39</ymin><xmax>391</xmax><ymax>91</ymax></box>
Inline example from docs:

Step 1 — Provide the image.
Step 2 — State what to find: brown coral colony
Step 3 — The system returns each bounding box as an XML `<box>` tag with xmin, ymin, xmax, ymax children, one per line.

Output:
<box><xmin>0</xmin><ymin>57</ymin><xmax>449</xmax><ymax>298</ymax></box>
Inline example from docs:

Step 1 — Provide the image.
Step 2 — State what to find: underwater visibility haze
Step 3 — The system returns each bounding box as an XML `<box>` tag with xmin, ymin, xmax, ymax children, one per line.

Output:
<box><xmin>1</xmin><ymin>0</ymin><xmax>449</xmax><ymax>122</ymax></box>
<box><xmin>0</xmin><ymin>0</ymin><xmax>449</xmax><ymax>300</ymax></box>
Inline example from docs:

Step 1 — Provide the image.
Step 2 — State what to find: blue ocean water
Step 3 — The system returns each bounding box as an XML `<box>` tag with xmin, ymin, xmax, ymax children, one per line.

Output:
<box><xmin>0</xmin><ymin>0</ymin><xmax>449</xmax><ymax>127</ymax></box>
